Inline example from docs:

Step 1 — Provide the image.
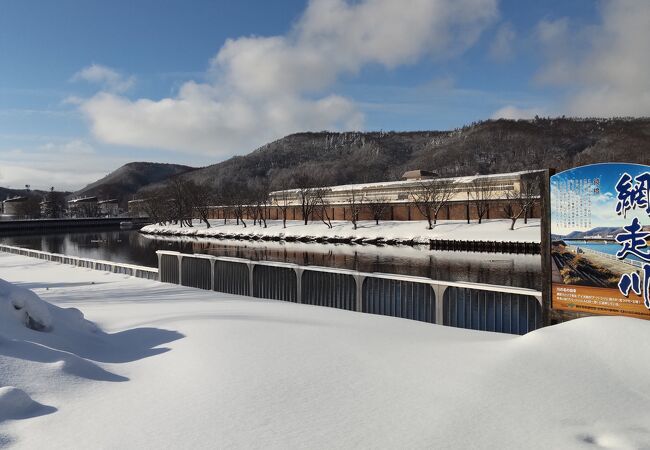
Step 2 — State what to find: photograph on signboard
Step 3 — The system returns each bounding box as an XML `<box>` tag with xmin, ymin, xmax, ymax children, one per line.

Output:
<box><xmin>550</xmin><ymin>163</ymin><xmax>650</xmax><ymax>318</ymax></box>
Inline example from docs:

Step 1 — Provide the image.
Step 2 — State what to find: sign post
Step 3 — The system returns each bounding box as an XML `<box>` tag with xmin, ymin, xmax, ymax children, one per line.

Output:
<box><xmin>550</xmin><ymin>163</ymin><xmax>650</xmax><ymax>320</ymax></box>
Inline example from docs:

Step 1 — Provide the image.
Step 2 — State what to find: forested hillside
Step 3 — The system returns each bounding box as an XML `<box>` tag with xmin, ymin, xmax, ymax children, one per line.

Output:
<box><xmin>179</xmin><ymin>117</ymin><xmax>650</xmax><ymax>189</ymax></box>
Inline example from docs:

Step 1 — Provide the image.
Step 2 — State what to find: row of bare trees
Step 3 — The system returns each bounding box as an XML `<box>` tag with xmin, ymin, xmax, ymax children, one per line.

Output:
<box><xmin>140</xmin><ymin>178</ymin><xmax>215</xmax><ymax>228</ymax></box>
<box><xmin>141</xmin><ymin>176</ymin><xmax>274</xmax><ymax>229</ymax></box>
<box><xmin>407</xmin><ymin>174</ymin><xmax>540</xmax><ymax>230</ymax></box>
<box><xmin>139</xmin><ymin>172</ymin><xmax>540</xmax><ymax>232</ymax></box>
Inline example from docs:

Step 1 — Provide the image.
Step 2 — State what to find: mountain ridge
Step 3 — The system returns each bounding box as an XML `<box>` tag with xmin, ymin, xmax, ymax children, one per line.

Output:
<box><xmin>73</xmin><ymin>162</ymin><xmax>197</xmax><ymax>206</ymax></box>
<box><xmin>35</xmin><ymin>117</ymin><xmax>650</xmax><ymax>204</ymax></box>
<box><xmin>172</xmin><ymin>117</ymin><xmax>650</xmax><ymax>190</ymax></box>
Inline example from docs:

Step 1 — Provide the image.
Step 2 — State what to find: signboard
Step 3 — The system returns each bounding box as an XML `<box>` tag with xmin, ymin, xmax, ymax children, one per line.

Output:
<box><xmin>550</xmin><ymin>163</ymin><xmax>650</xmax><ymax>319</ymax></box>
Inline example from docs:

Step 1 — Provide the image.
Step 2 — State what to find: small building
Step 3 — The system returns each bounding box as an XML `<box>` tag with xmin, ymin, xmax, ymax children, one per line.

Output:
<box><xmin>40</xmin><ymin>199</ymin><xmax>59</xmax><ymax>218</ymax></box>
<box><xmin>401</xmin><ymin>170</ymin><xmax>438</xmax><ymax>181</ymax></box>
<box><xmin>2</xmin><ymin>196</ymin><xmax>28</xmax><ymax>217</ymax></box>
<box><xmin>98</xmin><ymin>199</ymin><xmax>119</xmax><ymax>217</ymax></box>
<box><xmin>68</xmin><ymin>196</ymin><xmax>99</xmax><ymax>218</ymax></box>
<box><xmin>128</xmin><ymin>199</ymin><xmax>149</xmax><ymax>218</ymax></box>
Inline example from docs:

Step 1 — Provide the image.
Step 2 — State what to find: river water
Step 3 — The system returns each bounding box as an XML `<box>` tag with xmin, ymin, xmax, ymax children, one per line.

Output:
<box><xmin>1</xmin><ymin>228</ymin><xmax>542</xmax><ymax>290</ymax></box>
<box><xmin>564</xmin><ymin>240</ymin><xmax>642</xmax><ymax>262</ymax></box>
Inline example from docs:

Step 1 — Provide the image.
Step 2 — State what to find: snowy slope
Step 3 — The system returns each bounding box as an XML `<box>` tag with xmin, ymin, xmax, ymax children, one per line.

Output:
<box><xmin>1</xmin><ymin>252</ymin><xmax>649</xmax><ymax>449</ymax></box>
<box><xmin>142</xmin><ymin>218</ymin><xmax>541</xmax><ymax>244</ymax></box>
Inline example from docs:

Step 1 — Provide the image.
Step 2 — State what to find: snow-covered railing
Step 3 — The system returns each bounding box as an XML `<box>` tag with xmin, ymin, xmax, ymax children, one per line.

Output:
<box><xmin>0</xmin><ymin>244</ymin><xmax>158</xmax><ymax>280</ymax></box>
<box><xmin>157</xmin><ymin>250</ymin><xmax>543</xmax><ymax>335</ymax></box>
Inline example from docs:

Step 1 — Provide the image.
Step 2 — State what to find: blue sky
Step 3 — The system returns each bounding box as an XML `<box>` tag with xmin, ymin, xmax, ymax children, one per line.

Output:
<box><xmin>1</xmin><ymin>0</ymin><xmax>648</xmax><ymax>191</ymax></box>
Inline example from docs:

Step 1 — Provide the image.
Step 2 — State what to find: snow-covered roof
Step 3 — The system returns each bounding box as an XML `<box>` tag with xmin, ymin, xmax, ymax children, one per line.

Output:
<box><xmin>270</xmin><ymin>169</ymin><xmax>544</xmax><ymax>195</ymax></box>
<box><xmin>3</xmin><ymin>196</ymin><xmax>27</xmax><ymax>203</ymax></box>
<box><xmin>68</xmin><ymin>196</ymin><xmax>98</xmax><ymax>204</ymax></box>
<box><xmin>401</xmin><ymin>169</ymin><xmax>438</xmax><ymax>180</ymax></box>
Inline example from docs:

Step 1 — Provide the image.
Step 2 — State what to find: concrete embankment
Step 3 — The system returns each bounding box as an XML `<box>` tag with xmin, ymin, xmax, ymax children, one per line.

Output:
<box><xmin>140</xmin><ymin>219</ymin><xmax>541</xmax><ymax>253</ymax></box>
<box><xmin>0</xmin><ymin>217</ymin><xmax>150</xmax><ymax>234</ymax></box>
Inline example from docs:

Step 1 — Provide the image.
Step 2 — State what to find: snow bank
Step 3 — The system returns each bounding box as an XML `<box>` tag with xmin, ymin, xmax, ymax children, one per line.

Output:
<box><xmin>2</xmin><ymin>253</ymin><xmax>650</xmax><ymax>449</ymax></box>
<box><xmin>142</xmin><ymin>218</ymin><xmax>541</xmax><ymax>244</ymax></box>
<box><xmin>0</xmin><ymin>387</ymin><xmax>54</xmax><ymax>422</ymax></box>
<box><xmin>0</xmin><ymin>278</ymin><xmax>97</xmax><ymax>335</ymax></box>
<box><xmin>0</xmin><ymin>279</ymin><xmax>52</xmax><ymax>331</ymax></box>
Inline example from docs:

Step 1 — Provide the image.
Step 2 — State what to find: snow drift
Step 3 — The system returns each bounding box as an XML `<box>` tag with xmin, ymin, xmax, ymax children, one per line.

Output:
<box><xmin>0</xmin><ymin>275</ymin><xmax>182</xmax><ymax>442</ymax></box>
<box><xmin>2</xmin><ymin>254</ymin><xmax>650</xmax><ymax>448</ymax></box>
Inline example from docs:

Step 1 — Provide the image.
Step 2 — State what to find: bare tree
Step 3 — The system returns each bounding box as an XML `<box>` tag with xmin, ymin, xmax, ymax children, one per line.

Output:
<box><xmin>42</xmin><ymin>187</ymin><xmax>67</xmax><ymax>218</ymax></box>
<box><xmin>140</xmin><ymin>189</ymin><xmax>171</xmax><ymax>225</ymax></box>
<box><xmin>502</xmin><ymin>176</ymin><xmax>540</xmax><ymax>230</ymax></box>
<box><xmin>185</xmin><ymin>180</ymin><xmax>215</xmax><ymax>228</ymax></box>
<box><xmin>270</xmin><ymin>175</ymin><xmax>293</xmax><ymax>229</ymax></box>
<box><xmin>293</xmin><ymin>171</ymin><xmax>320</xmax><ymax>225</ymax></box>
<box><xmin>165</xmin><ymin>178</ymin><xmax>194</xmax><ymax>227</ymax></box>
<box><xmin>219</xmin><ymin>178</ymin><xmax>250</xmax><ymax>227</ymax></box>
<box><xmin>14</xmin><ymin>196</ymin><xmax>40</xmax><ymax>219</ymax></box>
<box><xmin>346</xmin><ymin>191</ymin><xmax>365</xmax><ymax>230</ymax></box>
<box><xmin>502</xmin><ymin>190</ymin><xmax>525</xmax><ymax>231</ymax></box>
<box><xmin>520</xmin><ymin>175</ymin><xmax>540</xmax><ymax>224</ymax></box>
<box><xmin>271</xmin><ymin>188</ymin><xmax>291</xmax><ymax>229</ymax></box>
<box><xmin>248</xmin><ymin>179</ymin><xmax>270</xmax><ymax>228</ymax></box>
<box><xmin>366</xmin><ymin>197</ymin><xmax>390</xmax><ymax>225</ymax></box>
<box><xmin>408</xmin><ymin>179</ymin><xmax>456</xmax><ymax>229</ymax></box>
<box><xmin>469</xmin><ymin>178</ymin><xmax>494</xmax><ymax>224</ymax></box>
<box><xmin>313</xmin><ymin>187</ymin><xmax>333</xmax><ymax>228</ymax></box>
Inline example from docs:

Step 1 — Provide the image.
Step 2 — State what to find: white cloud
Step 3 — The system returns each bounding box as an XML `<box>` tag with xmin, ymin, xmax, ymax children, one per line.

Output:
<box><xmin>536</xmin><ymin>1</ymin><xmax>650</xmax><ymax>116</ymax></box>
<box><xmin>489</xmin><ymin>22</ymin><xmax>516</xmax><ymax>61</ymax></box>
<box><xmin>491</xmin><ymin>105</ymin><xmax>543</xmax><ymax>120</ymax></box>
<box><xmin>72</xmin><ymin>64</ymin><xmax>135</xmax><ymax>94</ymax></box>
<box><xmin>0</xmin><ymin>140</ymin><xmax>118</xmax><ymax>191</ymax></box>
<box><xmin>39</xmin><ymin>139</ymin><xmax>95</xmax><ymax>155</ymax></box>
<box><xmin>76</xmin><ymin>0</ymin><xmax>498</xmax><ymax>157</ymax></box>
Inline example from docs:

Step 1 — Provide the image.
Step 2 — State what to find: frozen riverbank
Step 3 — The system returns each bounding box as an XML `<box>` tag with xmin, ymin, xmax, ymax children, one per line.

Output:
<box><xmin>141</xmin><ymin>218</ymin><xmax>541</xmax><ymax>245</ymax></box>
<box><xmin>1</xmin><ymin>252</ymin><xmax>649</xmax><ymax>449</ymax></box>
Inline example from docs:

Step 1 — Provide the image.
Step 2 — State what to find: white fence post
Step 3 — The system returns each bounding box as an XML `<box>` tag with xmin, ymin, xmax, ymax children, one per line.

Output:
<box><xmin>354</xmin><ymin>274</ymin><xmax>365</xmax><ymax>312</ymax></box>
<box><xmin>295</xmin><ymin>268</ymin><xmax>303</xmax><ymax>304</ymax></box>
<box><xmin>433</xmin><ymin>284</ymin><xmax>448</xmax><ymax>325</ymax></box>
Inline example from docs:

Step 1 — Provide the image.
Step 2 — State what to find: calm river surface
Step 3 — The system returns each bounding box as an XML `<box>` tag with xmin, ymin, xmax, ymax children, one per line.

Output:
<box><xmin>1</xmin><ymin>228</ymin><xmax>541</xmax><ymax>290</ymax></box>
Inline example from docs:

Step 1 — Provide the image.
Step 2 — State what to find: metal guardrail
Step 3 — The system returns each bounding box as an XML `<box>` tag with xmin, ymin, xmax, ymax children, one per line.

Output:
<box><xmin>443</xmin><ymin>287</ymin><xmax>541</xmax><ymax>335</ymax></box>
<box><xmin>0</xmin><ymin>244</ymin><xmax>158</xmax><ymax>280</ymax></box>
<box><xmin>157</xmin><ymin>250</ymin><xmax>543</xmax><ymax>335</ymax></box>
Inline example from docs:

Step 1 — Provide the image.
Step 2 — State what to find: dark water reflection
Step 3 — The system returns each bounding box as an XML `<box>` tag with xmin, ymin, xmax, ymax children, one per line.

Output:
<box><xmin>1</xmin><ymin>228</ymin><xmax>541</xmax><ymax>290</ymax></box>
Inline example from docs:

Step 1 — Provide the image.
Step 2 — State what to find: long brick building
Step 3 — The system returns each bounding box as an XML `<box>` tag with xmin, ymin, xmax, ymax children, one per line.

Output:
<box><xmin>207</xmin><ymin>169</ymin><xmax>543</xmax><ymax>222</ymax></box>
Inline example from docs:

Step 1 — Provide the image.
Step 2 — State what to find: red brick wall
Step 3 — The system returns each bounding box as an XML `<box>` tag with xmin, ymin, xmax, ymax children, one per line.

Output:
<box><xmin>199</xmin><ymin>199</ymin><xmax>542</xmax><ymax>222</ymax></box>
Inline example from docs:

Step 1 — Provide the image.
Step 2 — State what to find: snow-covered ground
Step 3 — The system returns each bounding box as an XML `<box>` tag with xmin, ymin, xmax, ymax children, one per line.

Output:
<box><xmin>142</xmin><ymin>218</ymin><xmax>541</xmax><ymax>244</ymax></box>
<box><xmin>2</xmin><ymin>252</ymin><xmax>650</xmax><ymax>449</ymax></box>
